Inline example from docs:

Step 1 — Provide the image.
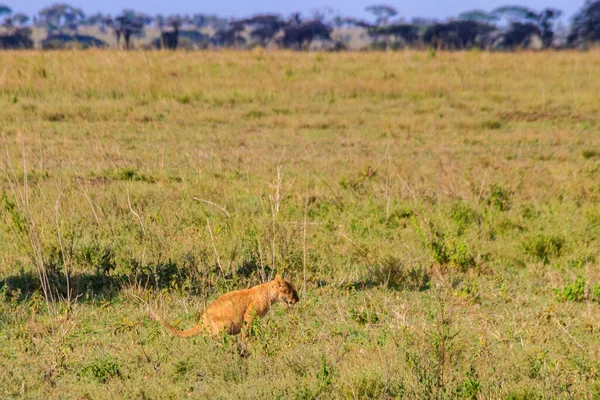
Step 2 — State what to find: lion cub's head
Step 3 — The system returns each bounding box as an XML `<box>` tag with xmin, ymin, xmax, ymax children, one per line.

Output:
<box><xmin>274</xmin><ymin>274</ymin><xmax>299</xmax><ymax>305</ymax></box>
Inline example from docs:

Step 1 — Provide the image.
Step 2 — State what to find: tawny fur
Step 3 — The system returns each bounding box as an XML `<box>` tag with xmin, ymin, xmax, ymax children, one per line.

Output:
<box><xmin>151</xmin><ymin>275</ymin><xmax>299</xmax><ymax>338</ymax></box>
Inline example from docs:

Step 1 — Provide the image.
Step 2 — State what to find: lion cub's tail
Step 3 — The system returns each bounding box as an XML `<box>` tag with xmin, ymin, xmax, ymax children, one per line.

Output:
<box><xmin>149</xmin><ymin>310</ymin><xmax>205</xmax><ymax>338</ymax></box>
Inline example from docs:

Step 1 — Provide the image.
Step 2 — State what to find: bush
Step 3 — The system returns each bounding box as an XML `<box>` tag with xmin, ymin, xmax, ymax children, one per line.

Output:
<box><xmin>78</xmin><ymin>243</ymin><xmax>116</xmax><ymax>275</ymax></box>
<box><xmin>522</xmin><ymin>235</ymin><xmax>565</xmax><ymax>264</ymax></box>
<box><xmin>556</xmin><ymin>277</ymin><xmax>600</xmax><ymax>303</ymax></box>
<box><xmin>343</xmin><ymin>373</ymin><xmax>404</xmax><ymax>399</ymax></box>
<box><xmin>582</xmin><ymin>150</ymin><xmax>600</xmax><ymax>159</ymax></box>
<box><xmin>423</xmin><ymin>227</ymin><xmax>476</xmax><ymax>271</ymax></box>
<box><xmin>487</xmin><ymin>184</ymin><xmax>512</xmax><ymax>211</ymax></box>
<box><xmin>79</xmin><ymin>357</ymin><xmax>122</xmax><ymax>383</ymax></box>
<box><xmin>451</xmin><ymin>201</ymin><xmax>479</xmax><ymax>235</ymax></box>
<box><xmin>369</xmin><ymin>256</ymin><xmax>430</xmax><ymax>290</ymax></box>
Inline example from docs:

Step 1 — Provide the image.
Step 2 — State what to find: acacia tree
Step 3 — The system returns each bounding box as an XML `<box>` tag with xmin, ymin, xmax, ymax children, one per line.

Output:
<box><xmin>365</xmin><ymin>4</ymin><xmax>401</xmax><ymax>49</ymax></box>
<box><xmin>568</xmin><ymin>0</ymin><xmax>600</xmax><ymax>46</ymax></box>
<box><xmin>1</xmin><ymin>7</ymin><xmax>30</xmax><ymax>32</ymax></box>
<box><xmin>340</xmin><ymin>17</ymin><xmax>373</xmax><ymax>29</ymax></box>
<box><xmin>38</xmin><ymin>3</ymin><xmax>85</xmax><ymax>34</ymax></box>
<box><xmin>108</xmin><ymin>10</ymin><xmax>143</xmax><ymax>49</ymax></box>
<box><xmin>238</xmin><ymin>14</ymin><xmax>284</xmax><ymax>47</ymax></box>
<box><xmin>458</xmin><ymin>10</ymin><xmax>499</xmax><ymax>23</ymax></box>
<box><xmin>492</xmin><ymin>5</ymin><xmax>562</xmax><ymax>48</ymax></box>
<box><xmin>84</xmin><ymin>12</ymin><xmax>111</xmax><ymax>33</ymax></box>
<box><xmin>12</xmin><ymin>13</ymin><xmax>29</xmax><ymax>26</ymax></box>
<box><xmin>0</xmin><ymin>3</ymin><xmax>11</xmax><ymax>27</ymax></box>
<box><xmin>365</xmin><ymin>4</ymin><xmax>398</xmax><ymax>26</ymax></box>
<box><xmin>161</xmin><ymin>15</ymin><xmax>181</xmax><ymax>49</ymax></box>
<box><xmin>0</xmin><ymin>5</ymin><xmax>33</xmax><ymax>49</ymax></box>
<box><xmin>369</xmin><ymin>24</ymin><xmax>420</xmax><ymax>48</ymax></box>
<box><xmin>212</xmin><ymin>20</ymin><xmax>246</xmax><ymax>48</ymax></box>
<box><xmin>278</xmin><ymin>14</ymin><xmax>332</xmax><ymax>50</ymax></box>
<box><xmin>423</xmin><ymin>20</ymin><xmax>495</xmax><ymax>49</ymax></box>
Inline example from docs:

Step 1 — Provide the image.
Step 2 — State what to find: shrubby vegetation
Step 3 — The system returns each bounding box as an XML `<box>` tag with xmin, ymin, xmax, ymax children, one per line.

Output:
<box><xmin>1</xmin><ymin>1</ymin><xmax>600</xmax><ymax>50</ymax></box>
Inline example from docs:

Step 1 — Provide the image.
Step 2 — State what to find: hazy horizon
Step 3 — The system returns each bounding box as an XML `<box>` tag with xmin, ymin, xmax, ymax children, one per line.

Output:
<box><xmin>14</xmin><ymin>0</ymin><xmax>583</xmax><ymax>21</ymax></box>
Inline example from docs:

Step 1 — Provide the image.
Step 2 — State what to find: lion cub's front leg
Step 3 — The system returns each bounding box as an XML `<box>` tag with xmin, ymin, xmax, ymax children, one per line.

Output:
<box><xmin>239</xmin><ymin>304</ymin><xmax>263</xmax><ymax>351</ymax></box>
<box><xmin>241</xmin><ymin>308</ymin><xmax>257</xmax><ymax>339</ymax></box>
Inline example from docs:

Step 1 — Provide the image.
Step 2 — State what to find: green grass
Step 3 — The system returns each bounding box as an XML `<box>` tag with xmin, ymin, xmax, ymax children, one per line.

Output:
<box><xmin>0</xmin><ymin>50</ymin><xmax>600</xmax><ymax>398</ymax></box>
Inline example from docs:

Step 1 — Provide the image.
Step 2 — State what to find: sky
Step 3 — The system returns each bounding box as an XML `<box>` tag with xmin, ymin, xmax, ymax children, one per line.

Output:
<box><xmin>14</xmin><ymin>0</ymin><xmax>582</xmax><ymax>21</ymax></box>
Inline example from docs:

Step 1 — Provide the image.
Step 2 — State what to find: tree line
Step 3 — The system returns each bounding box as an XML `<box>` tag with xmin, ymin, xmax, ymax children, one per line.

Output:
<box><xmin>0</xmin><ymin>1</ymin><xmax>599</xmax><ymax>50</ymax></box>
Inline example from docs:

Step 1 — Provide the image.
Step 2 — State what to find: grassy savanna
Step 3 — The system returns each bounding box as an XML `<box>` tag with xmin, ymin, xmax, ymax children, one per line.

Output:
<box><xmin>1</xmin><ymin>50</ymin><xmax>600</xmax><ymax>399</ymax></box>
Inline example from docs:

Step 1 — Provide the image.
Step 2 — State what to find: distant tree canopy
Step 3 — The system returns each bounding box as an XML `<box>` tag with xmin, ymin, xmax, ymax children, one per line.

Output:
<box><xmin>568</xmin><ymin>0</ymin><xmax>600</xmax><ymax>46</ymax></box>
<box><xmin>1</xmin><ymin>1</ymin><xmax>600</xmax><ymax>51</ymax></box>
<box><xmin>0</xmin><ymin>4</ymin><xmax>11</xmax><ymax>16</ymax></box>
<box><xmin>0</xmin><ymin>29</ymin><xmax>32</xmax><ymax>48</ymax></box>
<box><xmin>423</xmin><ymin>20</ymin><xmax>496</xmax><ymax>49</ymax></box>
<box><xmin>365</xmin><ymin>5</ymin><xmax>398</xmax><ymax>26</ymax></box>
<box><xmin>159</xmin><ymin>15</ymin><xmax>181</xmax><ymax>50</ymax></box>
<box><xmin>12</xmin><ymin>13</ymin><xmax>30</xmax><ymax>26</ymax></box>
<box><xmin>281</xmin><ymin>18</ymin><xmax>332</xmax><ymax>49</ymax></box>
<box><xmin>42</xmin><ymin>33</ymin><xmax>105</xmax><ymax>49</ymax></box>
<box><xmin>212</xmin><ymin>21</ymin><xmax>246</xmax><ymax>48</ymax></box>
<box><xmin>0</xmin><ymin>3</ymin><xmax>12</xmax><ymax>27</ymax></box>
<box><xmin>0</xmin><ymin>3</ymin><xmax>33</xmax><ymax>49</ymax></box>
<box><xmin>107</xmin><ymin>10</ymin><xmax>144</xmax><ymax>49</ymax></box>
<box><xmin>38</xmin><ymin>3</ymin><xmax>85</xmax><ymax>33</ymax></box>
<box><xmin>238</xmin><ymin>14</ymin><xmax>285</xmax><ymax>47</ymax></box>
<box><xmin>458</xmin><ymin>10</ymin><xmax>499</xmax><ymax>23</ymax></box>
<box><xmin>491</xmin><ymin>6</ymin><xmax>562</xmax><ymax>47</ymax></box>
<box><xmin>368</xmin><ymin>24</ymin><xmax>420</xmax><ymax>48</ymax></box>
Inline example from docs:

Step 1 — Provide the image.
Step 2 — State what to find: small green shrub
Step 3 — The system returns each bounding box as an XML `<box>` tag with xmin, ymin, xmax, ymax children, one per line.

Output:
<box><xmin>521</xmin><ymin>205</ymin><xmax>538</xmax><ymax>220</ymax></box>
<box><xmin>173</xmin><ymin>359</ymin><xmax>194</xmax><ymax>381</ymax></box>
<box><xmin>450</xmin><ymin>201</ymin><xmax>479</xmax><ymax>235</ymax></box>
<box><xmin>245</xmin><ymin>110</ymin><xmax>267</xmax><ymax>119</ymax></box>
<box><xmin>345</xmin><ymin>373</ymin><xmax>404</xmax><ymax>399</ymax></box>
<box><xmin>385</xmin><ymin>206</ymin><xmax>413</xmax><ymax>228</ymax></box>
<box><xmin>495</xmin><ymin>218</ymin><xmax>524</xmax><ymax>235</ymax></box>
<box><xmin>127</xmin><ymin>259</ymin><xmax>195</xmax><ymax>291</ymax></box>
<box><xmin>339</xmin><ymin>165</ymin><xmax>376</xmax><ymax>193</ymax></box>
<box><xmin>428</xmin><ymin>236</ymin><xmax>476</xmax><ymax>271</ymax></box>
<box><xmin>522</xmin><ymin>235</ymin><xmax>565</xmax><ymax>264</ymax></box>
<box><xmin>102</xmin><ymin>167</ymin><xmax>156</xmax><ymax>183</ymax></box>
<box><xmin>452</xmin><ymin>367</ymin><xmax>481</xmax><ymax>399</ymax></box>
<box><xmin>582</xmin><ymin>150</ymin><xmax>600</xmax><ymax>159</ymax></box>
<box><xmin>556</xmin><ymin>277</ymin><xmax>600</xmax><ymax>303</ymax></box>
<box><xmin>504</xmin><ymin>388</ymin><xmax>543</xmax><ymax>400</ymax></box>
<box><xmin>369</xmin><ymin>256</ymin><xmax>430</xmax><ymax>290</ymax></box>
<box><xmin>317</xmin><ymin>354</ymin><xmax>334</xmax><ymax>388</ymax></box>
<box><xmin>555</xmin><ymin>277</ymin><xmax>586</xmax><ymax>302</ymax></box>
<box><xmin>176</xmin><ymin>94</ymin><xmax>192</xmax><ymax>104</ymax></box>
<box><xmin>423</xmin><ymin>228</ymin><xmax>475</xmax><ymax>271</ymax></box>
<box><xmin>1</xmin><ymin>192</ymin><xmax>26</xmax><ymax>234</ymax></box>
<box><xmin>453</xmin><ymin>279</ymin><xmax>481</xmax><ymax>305</ymax></box>
<box><xmin>349</xmin><ymin>306</ymin><xmax>379</xmax><ymax>325</ymax></box>
<box><xmin>293</xmin><ymin>386</ymin><xmax>316</xmax><ymax>400</ymax></box>
<box><xmin>78</xmin><ymin>243</ymin><xmax>115</xmax><ymax>275</ymax></box>
<box><xmin>450</xmin><ymin>242</ymin><xmax>476</xmax><ymax>271</ymax></box>
<box><xmin>79</xmin><ymin>357</ymin><xmax>122</xmax><ymax>383</ymax></box>
<box><xmin>566</xmin><ymin>255</ymin><xmax>595</xmax><ymax>269</ymax></box>
<box><xmin>427</xmin><ymin>229</ymin><xmax>450</xmax><ymax>265</ymax></box>
<box><xmin>482</xmin><ymin>119</ymin><xmax>503</xmax><ymax>130</ymax></box>
<box><xmin>487</xmin><ymin>184</ymin><xmax>512</xmax><ymax>211</ymax></box>
<box><xmin>593</xmin><ymin>284</ymin><xmax>600</xmax><ymax>301</ymax></box>
<box><xmin>44</xmin><ymin>112</ymin><xmax>67</xmax><ymax>122</ymax></box>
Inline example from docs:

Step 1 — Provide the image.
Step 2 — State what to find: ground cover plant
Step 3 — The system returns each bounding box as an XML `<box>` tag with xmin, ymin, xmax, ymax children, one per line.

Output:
<box><xmin>0</xmin><ymin>50</ymin><xmax>599</xmax><ymax>398</ymax></box>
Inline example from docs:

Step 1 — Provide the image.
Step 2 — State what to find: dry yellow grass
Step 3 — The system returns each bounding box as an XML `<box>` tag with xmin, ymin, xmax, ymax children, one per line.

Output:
<box><xmin>0</xmin><ymin>50</ymin><xmax>599</xmax><ymax>398</ymax></box>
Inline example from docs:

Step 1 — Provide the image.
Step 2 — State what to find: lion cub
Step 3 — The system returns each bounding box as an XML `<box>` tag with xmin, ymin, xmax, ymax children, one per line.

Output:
<box><xmin>152</xmin><ymin>275</ymin><xmax>299</xmax><ymax>338</ymax></box>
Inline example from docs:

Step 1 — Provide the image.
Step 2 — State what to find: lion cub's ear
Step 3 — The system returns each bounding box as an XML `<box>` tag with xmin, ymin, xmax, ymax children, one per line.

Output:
<box><xmin>275</xmin><ymin>274</ymin><xmax>284</xmax><ymax>282</ymax></box>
